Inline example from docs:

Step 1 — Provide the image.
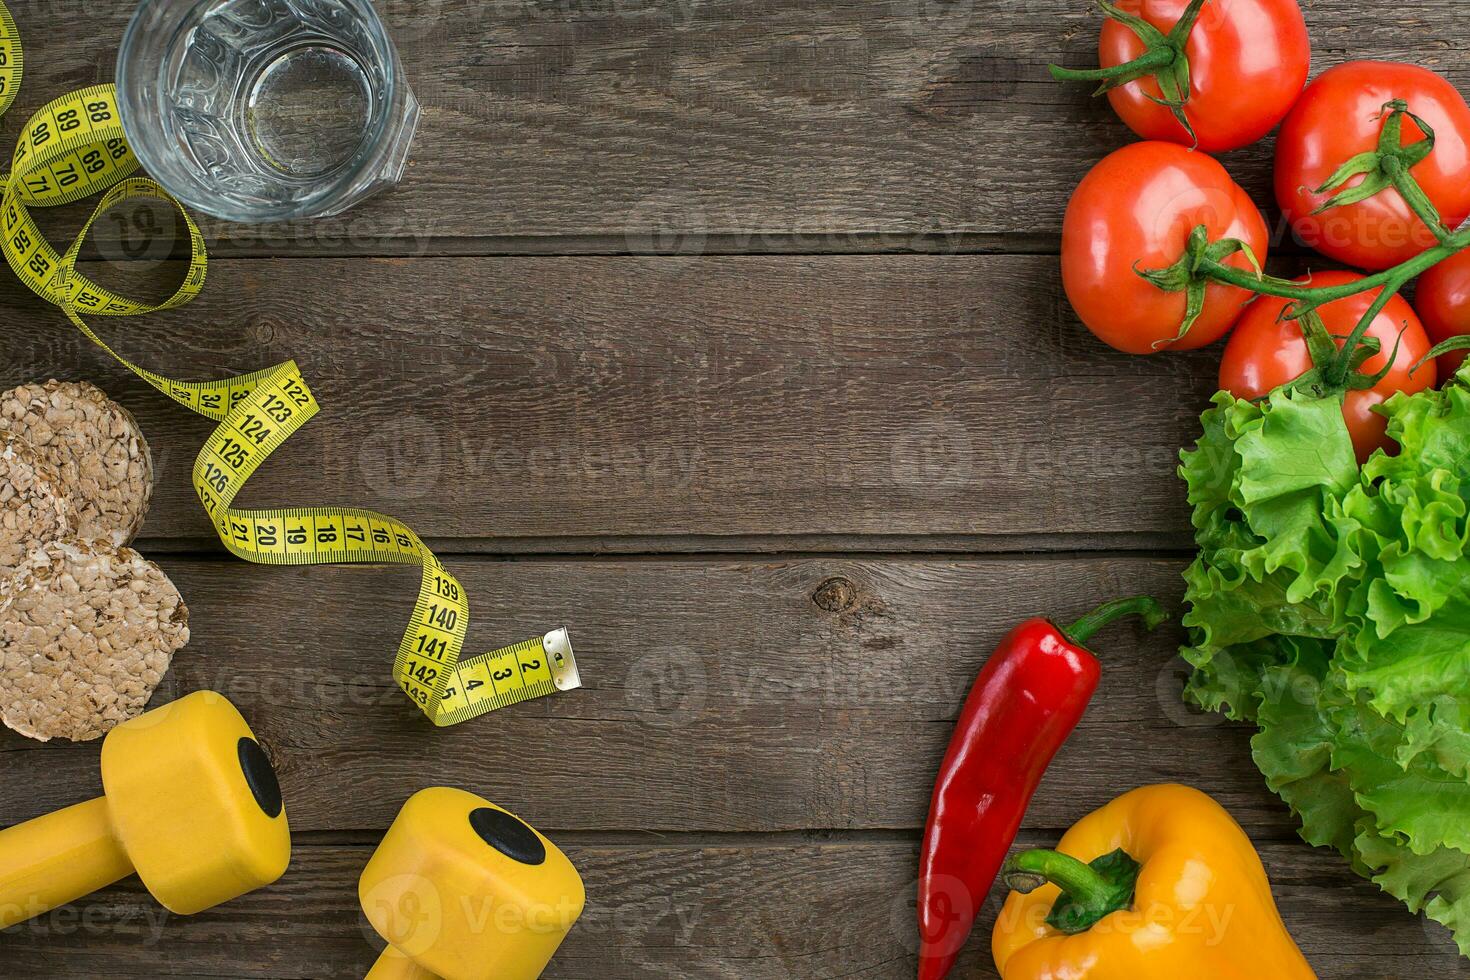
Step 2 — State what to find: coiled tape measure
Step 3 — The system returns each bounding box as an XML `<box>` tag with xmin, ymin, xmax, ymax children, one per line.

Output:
<box><xmin>0</xmin><ymin>3</ymin><xmax>580</xmax><ymax>726</ymax></box>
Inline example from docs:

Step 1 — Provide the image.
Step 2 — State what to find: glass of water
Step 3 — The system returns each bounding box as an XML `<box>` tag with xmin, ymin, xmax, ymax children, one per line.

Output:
<box><xmin>116</xmin><ymin>0</ymin><xmax>419</xmax><ymax>222</ymax></box>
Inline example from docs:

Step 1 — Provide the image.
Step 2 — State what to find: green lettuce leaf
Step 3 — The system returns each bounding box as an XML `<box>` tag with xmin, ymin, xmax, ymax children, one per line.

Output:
<box><xmin>1180</xmin><ymin>378</ymin><xmax>1470</xmax><ymax>958</ymax></box>
<box><xmin>1253</xmin><ymin>648</ymin><xmax>1360</xmax><ymax>857</ymax></box>
<box><xmin>1354</xmin><ymin>826</ymin><xmax>1470</xmax><ymax>958</ymax></box>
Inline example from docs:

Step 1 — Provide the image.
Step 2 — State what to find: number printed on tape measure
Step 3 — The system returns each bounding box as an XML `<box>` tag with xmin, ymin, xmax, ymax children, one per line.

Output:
<box><xmin>436</xmin><ymin>629</ymin><xmax>580</xmax><ymax>724</ymax></box>
<box><xmin>0</xmin><ymin>1</ymin><xmax>583</xmax><ymax>726</ymax></box>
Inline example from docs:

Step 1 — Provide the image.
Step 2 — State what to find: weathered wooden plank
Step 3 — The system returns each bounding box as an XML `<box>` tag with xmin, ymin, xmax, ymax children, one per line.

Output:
<box><xmin>4</xmin><ymin>556</ymin><xmax>1298</xmax><ymax>835</ymax></box>
<box><xmin>2</xmin><ymin>0</ymin><xmax>1468</xmax><ymax>245</ymax></box>
<box><xmin>1</xmin><ymin>837</ymin><xmax>1461</xmax><ymax>978</ymax></box>
<box><xmin>0</xmin><ymin>253</ymin><xmax>1216</xmax><ymax>542</ymax></box>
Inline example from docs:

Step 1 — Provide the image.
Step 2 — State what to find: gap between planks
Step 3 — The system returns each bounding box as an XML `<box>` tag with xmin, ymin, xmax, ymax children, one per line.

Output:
<box><xmin>272</xmin><ymin>827</ymin><xmax>1316</xmax><ymax>849</ymax></box>
<box><xmin>45</xmin><ymin>231</ymin><xmax>1052</xmax><ymax>265</ymax></box>
<box><xmin>67</xmin><ymin>231</ymin><xmax>1329</xmax><ymax>262</ymax></box>
<box><xmin>134</xmin><ymin>532</ymin><xmax>1195</xmax><ymax>559</ymax></box>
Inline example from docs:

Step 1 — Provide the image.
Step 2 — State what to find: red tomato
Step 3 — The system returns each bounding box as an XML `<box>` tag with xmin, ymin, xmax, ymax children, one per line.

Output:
<box><xmin>1100</xmin><ymin>0</ymin><xmax>1310</xmax><ymax>153</ymax></box>
<box><xmin>1276</xmin><ymin>62</ymin><xmax>1470</xmax><ymax>271</ymax></box>
<box><xmin>1415</xmin><ymin>250</ymin><xmax>1470</xmax><ymax>379</ymax></box>
<box><xmin>1062</xmin><ymin>141</ymin><xmax>1269</xmax><ymax>355</ymax></box>
<box><xmin>1219</xmin><ymin>271</ymin><xmax>1437</xmax><ymax>461</ymax></box>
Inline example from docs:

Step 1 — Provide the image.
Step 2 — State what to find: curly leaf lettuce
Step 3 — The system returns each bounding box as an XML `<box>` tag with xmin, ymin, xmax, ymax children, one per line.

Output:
<box><xmin>1181</xmin><ymin>382</ymin><xmax>1470</xmax><ymax>956</ymax></box>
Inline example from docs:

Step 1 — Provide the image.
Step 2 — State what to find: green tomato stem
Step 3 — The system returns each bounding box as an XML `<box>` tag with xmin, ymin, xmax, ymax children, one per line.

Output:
<box><xmin>1200</xmin><ymin>231</ymin><xmax>1470</xmax><ymax>308</ymax></box>
<box><xmin>1134</xmin><ymin>95</ymin><xmax>1469</xmax><ymax>390</ymax></box>
<box><xmin>1383</xmin><ymin>154</ymin><xmax>1453</xmax><ymax>244</ymax></box>
<box><xmin>1194</xmin><ymin>259</ymin><xmax>1395</xmax><ymax>303</ymax></box>
<box><xmin>1199</xmin><ymin>253</ymin><xmax>1439</xmax><ymax>385</ymax></box>
<box><xmin>1324</xmin><ymin>271</ymin><xmax>1416</xmax><ymax>385</ymax></box>
<box><xmin>1048</xmin><ymin>46</ymin><xmax>1175</xmax><ymax>83</ymax></box>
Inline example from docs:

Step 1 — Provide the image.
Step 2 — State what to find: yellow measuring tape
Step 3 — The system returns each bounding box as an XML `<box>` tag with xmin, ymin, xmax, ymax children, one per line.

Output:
<box><xmin>0</xmin><ymin>4</ymin><xmax>579</xmax><ymax>726</ymax></box>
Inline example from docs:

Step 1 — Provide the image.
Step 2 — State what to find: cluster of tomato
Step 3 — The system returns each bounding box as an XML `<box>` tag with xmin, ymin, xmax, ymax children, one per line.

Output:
<box><xmin>1059</xmin><ymin>0</ymin><xmax>1470</xmax><ymax>458</ymax></box>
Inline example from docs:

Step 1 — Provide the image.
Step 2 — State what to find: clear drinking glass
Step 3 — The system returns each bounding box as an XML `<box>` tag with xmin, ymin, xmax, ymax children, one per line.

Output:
<box><xmin>116</xmin><ymin>0</ymin><xmax>419</xmax><ymax>222</ymax></box>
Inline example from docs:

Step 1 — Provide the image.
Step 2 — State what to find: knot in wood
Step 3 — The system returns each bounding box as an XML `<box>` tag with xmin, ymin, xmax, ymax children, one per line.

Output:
<box><xmin>812</xmin><ymin>577</ymin><xmax>858</xmax><ymax>613</ymax></box>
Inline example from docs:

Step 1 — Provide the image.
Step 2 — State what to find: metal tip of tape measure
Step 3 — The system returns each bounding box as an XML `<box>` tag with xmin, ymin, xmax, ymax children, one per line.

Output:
<box><xmin>545</xmin><ymin>628</ymin><xmax>581</xmax><ymax>692</ymax></box>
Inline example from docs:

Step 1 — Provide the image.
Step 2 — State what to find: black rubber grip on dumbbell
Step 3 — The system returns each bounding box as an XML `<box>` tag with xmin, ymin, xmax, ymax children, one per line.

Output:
<box><xmin>238</xmin><ymin>738</ymin><xmax>284</xmax><ymax>819</ymax></box>
<box><xmin>470</xmin><ymin>807</ymin><xmax>546</xmax><ymax>865</ymax></box>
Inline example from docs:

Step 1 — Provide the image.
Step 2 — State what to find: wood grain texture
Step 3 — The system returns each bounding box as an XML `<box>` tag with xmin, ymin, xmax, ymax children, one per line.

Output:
<box><xmin>0</xmin><ymin>253</ymin><xmax>1217</xmax><ymax>542</ymax></box>
<box><xmin>2</xmin><ymin>836</ymin><xmax>1462</xmax><ymax>978</ymax></box>
<box><xmin>2</xmin><ymin>1</ymin><xmax>1467</xmax><ymax>975</ymax></box>
<box><xmin>3</xmin><ymin>555</ymin><xmax>1289</xmax><ymax>835</ymax></box>
<box><xmin>1</xmin><ymin>0</ymin><xmax>1467</xmax><ymax>246</ymax></box>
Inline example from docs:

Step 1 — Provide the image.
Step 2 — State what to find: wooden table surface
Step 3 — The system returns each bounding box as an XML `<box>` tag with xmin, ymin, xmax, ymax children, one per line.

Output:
<box><xmin>2</xmin><ymin>1</ymin><xmax>1467</xmax><ymax>977</ymax></box>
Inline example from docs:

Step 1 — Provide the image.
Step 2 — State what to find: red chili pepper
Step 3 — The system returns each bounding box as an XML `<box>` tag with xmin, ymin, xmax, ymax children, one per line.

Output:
<box><xmin>915</xmin><ymin>596</ymin><xmax>1166</xmax><ymax>980</ymax></box>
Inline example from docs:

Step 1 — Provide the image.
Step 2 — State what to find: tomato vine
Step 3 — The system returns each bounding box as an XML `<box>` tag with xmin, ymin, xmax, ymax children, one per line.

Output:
<box><xmin>1142</xmin><ymin>99</ymin><xmax>1470</xmax><ymax>392</ymax></box>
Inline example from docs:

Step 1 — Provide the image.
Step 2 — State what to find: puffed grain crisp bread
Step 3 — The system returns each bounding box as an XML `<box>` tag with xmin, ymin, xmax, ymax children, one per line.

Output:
<box><xmin>0</xmin><ymin>380</ymin><xmax>154</xmax><ymax>546</ymax></box>
<box><xmin>0</xmin><ymin>540</ymin><xmax>189</xmax><ymax>742</ymax></box>
<box><xmin>0</xmin><ymin>435</ymin><xmax>74</xmax><ymax>579</ymax></box>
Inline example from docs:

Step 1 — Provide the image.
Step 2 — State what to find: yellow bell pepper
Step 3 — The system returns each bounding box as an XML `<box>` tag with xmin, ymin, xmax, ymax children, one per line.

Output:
<box><xmin>991</xmin><ymin>784</ymin><xmax>1317</xmax><ymax>980</ymax></box>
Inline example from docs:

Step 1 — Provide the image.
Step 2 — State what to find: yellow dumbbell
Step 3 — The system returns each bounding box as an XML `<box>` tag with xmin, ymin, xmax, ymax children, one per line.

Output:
<box><xmin>0</xmin><ymin>690</ymin><xmax>291</xmax><ymax>928</ymax></box>
<box><xmin>360</xmin><ymin>787</ymin><xmax>586</xmax><ymax>980</ymax></box>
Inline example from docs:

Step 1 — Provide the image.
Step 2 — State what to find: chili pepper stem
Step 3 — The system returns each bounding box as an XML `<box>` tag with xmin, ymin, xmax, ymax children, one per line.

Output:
<box><xmin>1064</xmin><ymin>596</ymin><xmax>1166</xmax><ymax>646</ymax></box>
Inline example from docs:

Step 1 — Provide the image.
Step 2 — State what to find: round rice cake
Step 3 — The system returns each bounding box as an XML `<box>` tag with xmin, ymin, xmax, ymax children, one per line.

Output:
<box><xmin>0</xmin><ymin>380</ymin><xmax>154</xmax><ymax>546</ymax></box>
<box><xmin>0</xmin><ymin>540</ymin><xmax>189</xmax><ymax>742</ymax></box>
<box><xmin>0</xmin><ymin>435</ymin><xmax>74</xmax><ymax>579</ymax></box>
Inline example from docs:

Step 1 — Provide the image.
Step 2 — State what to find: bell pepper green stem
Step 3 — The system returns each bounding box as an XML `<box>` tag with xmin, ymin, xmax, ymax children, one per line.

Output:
<box><xmin>1005</xmin><ymin>849</ymin><xmax>1109</xmax><ymax>898</ymax></box>
<box><xmin>1003</xmin><ymin>847</ymin><xmax>1144</xmax><ymax>935</ymax></box>
<box><xmin>1064</xmin><ymin>596</ymin><xmax>1166</xmax><ymax>646</ymax></box>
